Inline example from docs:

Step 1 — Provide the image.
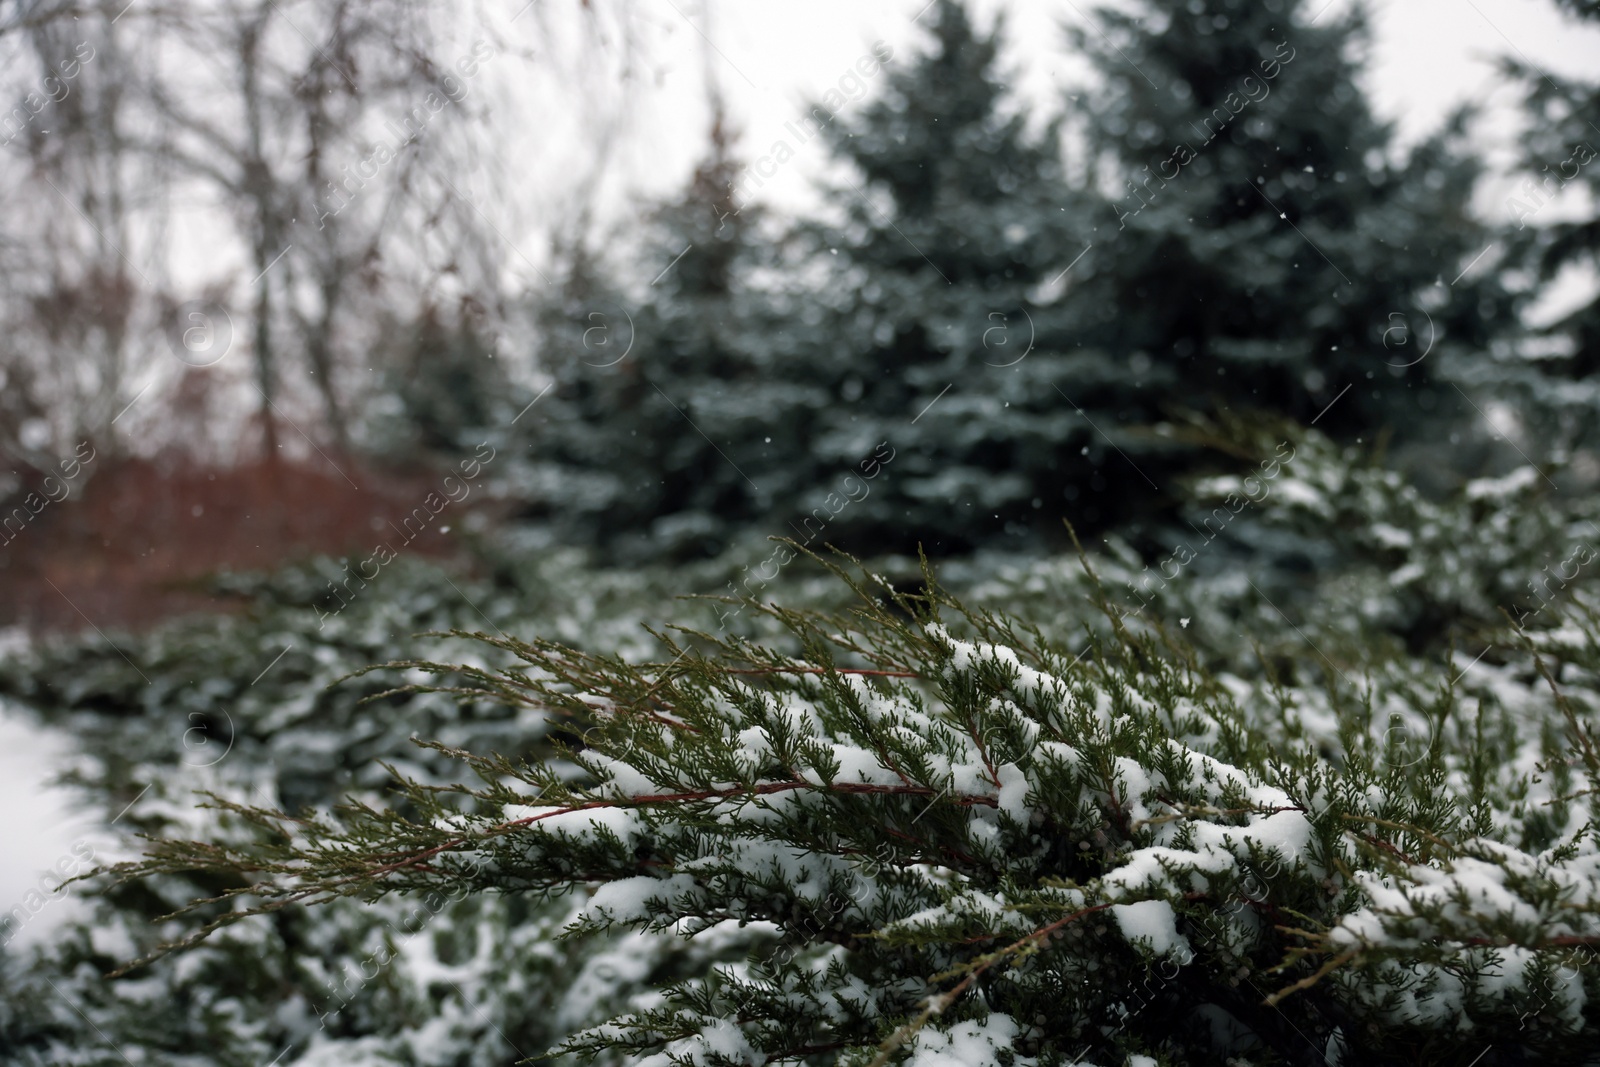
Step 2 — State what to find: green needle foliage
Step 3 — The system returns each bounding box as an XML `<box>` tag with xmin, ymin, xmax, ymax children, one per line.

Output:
<box><xmin>800</xmin><ymin>0</ymin><xmax>1112</xmax><ymax>551</ymax></box>
<box><xmin>99</xmin><ymin>546</ymin><xmax>1600</xmax><ymax>1065</ymax></box>
<box><xmin>1071</xmin><ymin>0</ymin><xmax>1498</xmax><ymax>443</ymax></box>
<box><xmin>1487</xmin><ymin>0</ymin><xmax>1600</xmax><ymax>456</ymax></box>
<box><xmin>1513</xmin><ymin>0</ymin><xmax>1600</xmax><ymax>382</ymax></box>
<box><xmin>503</xmin><ymin>0</ymin><xmax>1528</xmax><ymax>564</ymax></box>
<box><xmin>518</xmin><ymin>123</ymin><xmax>817</xmax><ymax>563</ymax></box>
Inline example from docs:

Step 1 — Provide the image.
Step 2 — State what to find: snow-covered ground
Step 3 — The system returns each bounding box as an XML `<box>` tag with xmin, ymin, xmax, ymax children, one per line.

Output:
<box><xmin>0</xmin><ymin>698</ymin><xmax>104</xmax><ymax>951</ymax></box>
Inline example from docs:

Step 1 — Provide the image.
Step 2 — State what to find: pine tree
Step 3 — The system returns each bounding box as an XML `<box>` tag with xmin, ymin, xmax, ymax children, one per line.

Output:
<box><xmin>522</xmin><ymin>0</ymin><xmax>1141</xmax><ymax>559</ymax></box>
<box><xmin>1069</xmin><ymin>0</ymin><xmax>1498</xmax><ymax>444</ymax></box>
<box><xmin>1497</xmin><ymin>0</ymin><xmax>1600</xmax><ymax>447</ymax></box>
<box><xmin>518</xmin><ymin>118</ymin><xmax>823</xmax><ymax>562</ymax></box>
<box><xmin>798</xmin><ymin>0</ymin><xmax>1137</xmax><ymax>551</ymax></box>
<box><xmin>515</xmin><ymin>0</ymin><xmax>1509</xmax><ymax>561</ymax></box>
<box><xmin>388</xmin><ymin>299</ymin><xmax>508</xmax><ymax>455</ymax></box>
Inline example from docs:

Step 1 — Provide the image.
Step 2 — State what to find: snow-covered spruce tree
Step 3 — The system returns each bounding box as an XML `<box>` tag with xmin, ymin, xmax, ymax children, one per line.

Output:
<box><xmin>103</xmin><ymin>549</ymin><xmax>1600</xmax><ymax>1065</ymax></box>
<box><xmin>520</xmin><ymin>0</ymin><xmax>1138</xmax><ymax>560</ymax></box>
<box><xmin>1069</xmin><ymin>0</ymin><xmax>1500</xmax><ymax>445</ymax></box>
<box><xmin>1476</xmin><ymin>0</ymin><xmax>1600</xmax><ymax>457</ymax></box>
<box><xmin>514</xmin><ymin>118</ymin><xmax>833</xmax><ymax>563</ymax></box>
<box><xmin>794</xmin><ymin>0</ymin><xmax>1148</xmax><ymax>551</ymax></box>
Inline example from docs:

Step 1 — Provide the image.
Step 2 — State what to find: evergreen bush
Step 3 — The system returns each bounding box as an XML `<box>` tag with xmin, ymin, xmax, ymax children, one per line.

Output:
<box><xmin>93</xmin><ymin>545</ymin><xmax>1600</xmax><ymax>1065</ymax></box>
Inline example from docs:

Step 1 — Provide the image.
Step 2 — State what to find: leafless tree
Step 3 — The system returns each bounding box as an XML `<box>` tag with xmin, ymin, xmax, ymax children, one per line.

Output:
<box><xmin>0</xmin><ymin>0</ymin><xmax>651</xmax><ymax>480</ymax></box>
<box><xmin>0</xmin><ymin>1</ymin><xmax>153</xmax><ymax>488</ymax></box>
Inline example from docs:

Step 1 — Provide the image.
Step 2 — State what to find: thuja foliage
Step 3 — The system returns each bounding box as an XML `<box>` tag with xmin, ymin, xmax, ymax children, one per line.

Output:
<box><xmin>102</xmin><ymin>546</ymin><xmax>1600</xmax><ymax>1066</ymax></box>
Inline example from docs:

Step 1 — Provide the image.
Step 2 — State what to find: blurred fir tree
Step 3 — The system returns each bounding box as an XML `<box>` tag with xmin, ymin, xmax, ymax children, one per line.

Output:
<box><xmin>518</xmin><ymin>117</ymin><xmax>831</xmax><ymax>561</ymax></box>
<box><xmin>392</xmin><ymin>299</ymin><xmax>507</xmax><ymax>455</ymax></box>
<box><xmin>798</xmin><ymin>0</ymin><xmax>1134</xmax><ymax>553</ymax></box>
<box><xmin>514</xmin><ymin>0</ymin><xmax>1514</xmax><ymax>562</ymax></box>
<box><xmin>1069</xmin><ymin>0</ymin><xmax>1500</xmax><ymax>447</ymax></box>
<box><xmin>1499</xmin><ymin>0</ymin><xmax>1600</xmax><ymax>441</ymax></box>
<box><xmin>366</xmin><ymin>295</ymin><xmax>510</xmax><ymax>465</ymax></box>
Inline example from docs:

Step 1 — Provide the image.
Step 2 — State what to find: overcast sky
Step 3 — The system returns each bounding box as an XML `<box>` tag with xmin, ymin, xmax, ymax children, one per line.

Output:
<box><xmin>587</xmin><ymin>0</ymin><xmax>1600</xmax><ymax>228</ymax></box>
<box><xmin>146</xmin><ymin>0</ymin><xmax>1600</xmax><ymax>313</ymax></box>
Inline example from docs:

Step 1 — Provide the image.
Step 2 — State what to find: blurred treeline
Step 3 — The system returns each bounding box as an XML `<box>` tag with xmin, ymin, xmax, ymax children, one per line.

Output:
<box><xmin>1</xmin><ymin>0</ymin><xmax>1597</xmax><ymax>571</ymax></box>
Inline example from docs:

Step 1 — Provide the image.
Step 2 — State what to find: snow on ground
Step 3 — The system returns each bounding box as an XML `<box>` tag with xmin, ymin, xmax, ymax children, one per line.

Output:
<box><xmin>0</xmin><ymin>696</ymin><xmax>104</xmax><ymax>951</ymax></box>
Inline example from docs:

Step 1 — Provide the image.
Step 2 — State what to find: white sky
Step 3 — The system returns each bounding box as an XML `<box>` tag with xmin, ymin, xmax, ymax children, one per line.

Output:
<box><xmin>590</xmin><ymin>0</ymin><xmax>1600</xmax><ymax>228</ymax></box>
<box><xmin>148</xmin><ymin>0</ymin><xmax>1600</xmax><ymax>364</ymax></box>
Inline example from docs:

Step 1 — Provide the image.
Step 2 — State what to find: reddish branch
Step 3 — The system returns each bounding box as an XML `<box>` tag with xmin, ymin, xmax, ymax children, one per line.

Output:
<box><xmin>362</xmin><ymin>780</ymin><xmax>998</xmax><ymax>883</ymax></box>
<box><xmin>965</xmin><ymin>713</ymin><xmax>1003</xmax><ymax>791</ymax></box>
<box><xmin>717</xmin><ymin>667</ymin><xmax>920</xmax><ymax>679</ymax></box>
<box><xmin>1460</xmin><ymin>933</ymin><xmax>1600</xmax><ymax>948</ymax></box>
<box><xmin>1349</xmin><ymin>829</ymin><xmax>1418</xmax><ymax>866</ymax></box>
<box><xmin>631</xmin><ymin>780</ymin><xmax>998</xmax><ymax>806</ymax></box>
<box><xmin>867</xmin><ymin>903</ymin><xmax>1117</xmax><ymax>1067</ymax></box>
<box><xmin>1152</xmin><ymin>793</ymin><xmax>1309</xmax><ymax>820</ymax></box>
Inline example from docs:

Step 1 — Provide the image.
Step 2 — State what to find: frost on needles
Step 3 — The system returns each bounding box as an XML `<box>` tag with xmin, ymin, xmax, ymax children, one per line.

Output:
<box><xmin>101</xmin><ymin>547</ymin><xmax>1600</xmax><ymax>1065</ymax></box>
